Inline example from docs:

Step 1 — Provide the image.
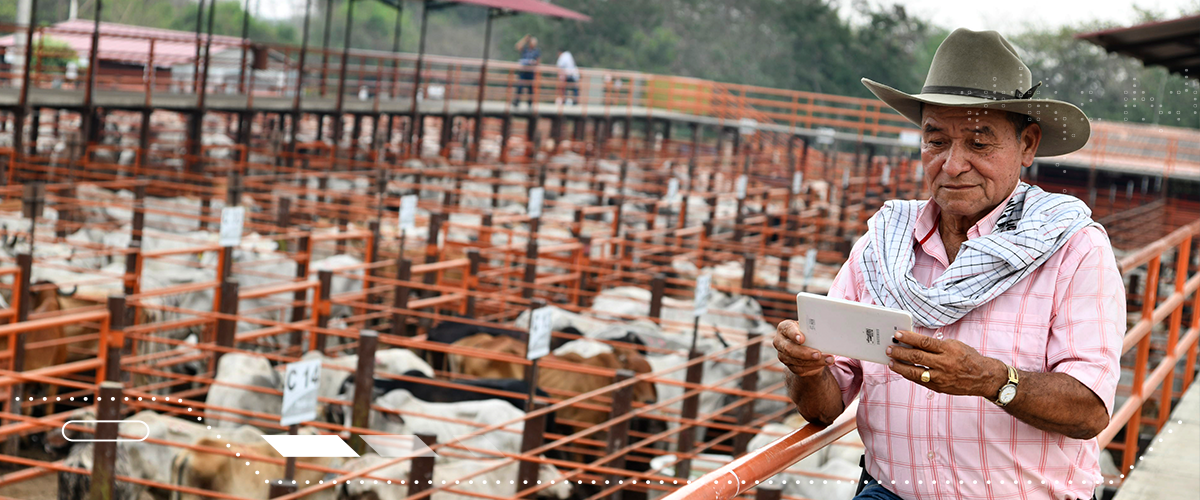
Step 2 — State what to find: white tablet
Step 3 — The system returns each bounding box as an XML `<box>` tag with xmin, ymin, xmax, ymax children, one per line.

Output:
<box><xmin>795</xmin><ymin>292</ymin><xmax>913</xmax><ymax>366</ymax></box>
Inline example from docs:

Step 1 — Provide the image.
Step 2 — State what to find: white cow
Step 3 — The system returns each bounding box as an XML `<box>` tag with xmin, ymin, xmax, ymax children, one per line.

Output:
<box><xmin>205</xmin><ymin>353</ymin><xmax>282</xmax><ymax>430</ymax></box>
<box><xmin>355</xmin><ymin>389</ymin><xmax>526</xmax><ymax>461</ymax></box>
<box><xmin>337</xmin><ymin>452</ymin><xmax>572</xmax><ymax>500</ymax></box>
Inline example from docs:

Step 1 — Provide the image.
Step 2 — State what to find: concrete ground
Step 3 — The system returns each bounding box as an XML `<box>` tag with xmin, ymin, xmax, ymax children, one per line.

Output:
<box><xmin>1113</xmin><ymin>381</ymin><xmax>1200</xmax><ymax>500</ymax></box>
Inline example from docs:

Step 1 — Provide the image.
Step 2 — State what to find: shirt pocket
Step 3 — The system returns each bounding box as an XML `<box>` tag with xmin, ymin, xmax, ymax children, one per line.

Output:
<box><xmin>967</xmin><ymin>313</ymin><xmax>1050</xmax><ymax>372</ymax></box>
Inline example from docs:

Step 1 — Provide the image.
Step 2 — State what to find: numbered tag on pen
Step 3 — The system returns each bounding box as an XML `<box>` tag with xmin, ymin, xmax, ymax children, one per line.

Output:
<box><xmin>398</xmin><ymin>194</ymin><xmax>417</xmax><ymax>235</ymax></box>
<box><xmin>693</xmin><ymin>273</ymin><xmax>712</xmax><ymax>318</ymax></box>
<box><xmin>280</xmin><ymin>359</ymin><xmax>321</xmax><ymax>426</ymax></box>
<box><xmin>528</xmin><ymin>187</ymin><xmax>545</xmax><ymax>219</ymax></box>
<box><xmin>219</xmin><ymin>206</ymin><xmax>245</xmax><ymax>248</ymax></box>
<box><xmin>527</xmin><ymin>307</ymin><xmax>554</xmax><ymax>361</ymax></box>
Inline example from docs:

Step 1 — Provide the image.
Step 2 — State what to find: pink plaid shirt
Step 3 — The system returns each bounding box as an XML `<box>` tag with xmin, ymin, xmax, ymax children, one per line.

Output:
<box><xmin>827</xmin><ymin>194</ymin><xmax>1125</xmax><ymax>500</ymax></box>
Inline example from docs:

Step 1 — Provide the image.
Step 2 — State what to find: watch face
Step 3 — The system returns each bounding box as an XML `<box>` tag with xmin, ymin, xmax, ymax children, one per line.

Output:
<box><xmin>999</xmin><ymin>385</ymin><xmax>1017</xmax><ymax>404</ymax></box>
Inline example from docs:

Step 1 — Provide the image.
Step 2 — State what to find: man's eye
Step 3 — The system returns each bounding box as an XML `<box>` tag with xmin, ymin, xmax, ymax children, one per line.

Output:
<box><xmin>973</xmin><ymin>142</ymin><xmax>989</xmax><ymax>148</ymax></box>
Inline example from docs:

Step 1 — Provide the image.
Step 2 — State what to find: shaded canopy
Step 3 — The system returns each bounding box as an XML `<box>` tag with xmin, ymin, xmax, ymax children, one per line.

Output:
<box><xmin>1077</xmin><ymin>14</ymin><xmax>1200</xmax><ymax>79</ymax></box>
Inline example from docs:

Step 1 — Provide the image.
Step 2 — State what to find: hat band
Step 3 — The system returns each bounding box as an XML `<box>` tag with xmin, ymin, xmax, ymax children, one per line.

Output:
<box><xmin>923</xmin><ymin>84</ymin><xmax>1040</xmax><ymax>101</ymax></box>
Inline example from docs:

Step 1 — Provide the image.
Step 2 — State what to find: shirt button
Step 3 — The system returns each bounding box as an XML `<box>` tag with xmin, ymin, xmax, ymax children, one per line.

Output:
<box><xmin>935</xmin><ymin>331</ymin><xmax>944</xmax><ymax>340</ymax></box>
<box><xmin>928</xmin><ymin>452</ymin><xmax>935</xmax><ymax>460</ymax></box>
<box><xmin>926</xmin><ymin>391</ymin><xmax>935</xmax><ymax>399</ymax></box>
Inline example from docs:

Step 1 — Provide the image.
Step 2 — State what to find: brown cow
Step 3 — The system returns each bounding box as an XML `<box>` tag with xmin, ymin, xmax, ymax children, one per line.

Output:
<box><xmin>449</xmin><ymin>332</ymin><xmax>527</xmax><ymax>380</ymax></box>
<box><xmin>537</xmin><ymin>345</ymin><xmax>657</xmax><ymax>433</ymax></box>
<box><xmin>448</xmin><ymin>334</ymin><xmax>657</xmax><ymax>432</ymax></box>
<box><xmin>170</xmin><ymin>437</ymin><xmax>333</xmax><ymax>500</ymax></box>
<box><xmin>0</xmin><ymin>282</ymin><xmax>69</xmax><ymax>413</ymax></box>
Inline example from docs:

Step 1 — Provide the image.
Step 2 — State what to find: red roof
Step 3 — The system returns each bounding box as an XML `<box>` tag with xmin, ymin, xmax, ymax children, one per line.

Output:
<box><xmin>451</xmin><ymin>0</ymin><xmax>590</xmax><ymax>21</ymax></box>
<box><xmin>0</xmin><ymin>19</ymin><xmax>243</xmax><ymax>68</ymax></box>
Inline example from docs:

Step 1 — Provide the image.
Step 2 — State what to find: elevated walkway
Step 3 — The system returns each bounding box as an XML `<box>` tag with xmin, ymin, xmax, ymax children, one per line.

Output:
<box><xmin>1113</xmin><ymin>381</ymin><xmax>1200</xmax><ymax>500</ymax></box>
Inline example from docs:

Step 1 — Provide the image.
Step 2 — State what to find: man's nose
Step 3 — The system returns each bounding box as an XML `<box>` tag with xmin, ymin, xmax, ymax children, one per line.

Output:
<box><xmin>941</xmin><ymin>141</ymin><xmax>972</xmax><ymax>177</ymax></box>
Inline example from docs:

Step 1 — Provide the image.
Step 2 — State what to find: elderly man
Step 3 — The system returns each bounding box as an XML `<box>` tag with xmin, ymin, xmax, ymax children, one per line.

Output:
<box><xmin>775</xmin><ymin>29</ymin><xmax>1123</xmax><ymax>500</ymax></box>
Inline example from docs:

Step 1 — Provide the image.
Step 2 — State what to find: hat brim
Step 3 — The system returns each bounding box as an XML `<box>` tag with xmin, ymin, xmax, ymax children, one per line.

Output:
<box><xmin>862</xmin><ymin>78</ymin><xmax>1090</xmax><ymax>157</ymax></box>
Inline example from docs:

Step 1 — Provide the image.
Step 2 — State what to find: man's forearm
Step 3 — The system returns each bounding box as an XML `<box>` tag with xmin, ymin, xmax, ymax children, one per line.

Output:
<box><xmin>998</xmin><ymin>367</ymin><xmax>1110</xmax><ymax>440</ymax></box>
<box><xmin>785</xmin><ymin>368</ymin><xmax>846</xmax><ymax>426</ymax></box>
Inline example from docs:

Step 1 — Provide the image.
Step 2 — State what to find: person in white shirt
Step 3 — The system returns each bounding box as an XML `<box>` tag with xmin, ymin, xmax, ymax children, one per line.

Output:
<box><xmin>556</xmin><ymin>50</ymin><xmax>580</xmax><ymax>105</ymax></box>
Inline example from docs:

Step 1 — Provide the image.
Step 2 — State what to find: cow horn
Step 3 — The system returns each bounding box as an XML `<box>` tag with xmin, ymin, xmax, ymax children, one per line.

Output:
<box><xmin>57</xmin><ymin>285</ymin><xmax>78</xmax><ymax>297</ymax></box>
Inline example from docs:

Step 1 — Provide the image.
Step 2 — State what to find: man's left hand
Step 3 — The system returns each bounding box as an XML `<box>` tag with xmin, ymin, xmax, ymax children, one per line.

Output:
<box><xmin>887</xmin><ymin>330</ymin><xmax>1006</xmax><ymax>398</ymax></box>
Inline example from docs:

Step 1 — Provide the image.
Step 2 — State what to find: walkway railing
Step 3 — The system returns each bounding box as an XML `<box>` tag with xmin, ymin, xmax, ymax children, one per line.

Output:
<box><xmin>663</xmin><ymin>220</ymin><xmax>1200</xmax><ymax>500</ymax></box>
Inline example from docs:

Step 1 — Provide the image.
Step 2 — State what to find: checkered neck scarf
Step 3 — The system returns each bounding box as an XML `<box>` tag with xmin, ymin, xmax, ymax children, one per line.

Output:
<box><xmin>859</xmin><ymin>182</ymin><xmax>1097</xmax><ymax>329</ymax></box>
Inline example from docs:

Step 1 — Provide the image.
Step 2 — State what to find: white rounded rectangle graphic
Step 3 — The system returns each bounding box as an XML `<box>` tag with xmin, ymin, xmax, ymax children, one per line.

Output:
<box><xmin>61</xmin><ymin>420</ymin><xmax>150</xmax><ymax>442</ymax></box>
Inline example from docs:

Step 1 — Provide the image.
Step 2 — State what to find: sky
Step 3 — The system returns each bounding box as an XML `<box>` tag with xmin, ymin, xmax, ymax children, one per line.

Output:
<box><xmin>843</xmin><ymin>0</ymin><xmax>1199</xmax><ymax>32</ymax></box>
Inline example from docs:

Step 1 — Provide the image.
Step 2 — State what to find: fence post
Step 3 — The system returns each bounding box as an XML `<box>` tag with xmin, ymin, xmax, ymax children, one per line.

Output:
<box><xmin>276</xmin><ymin>197</ymin><xmax>292</xmax><ymax>230</ymax></box>
<box><xmin>605</xmin><ymin>369</ymin><xmax>636</xmax><ymax>500</ymax></box>
<box><xmin>674</xmin><ymin>350</ymin><xmax>705</xmax><ymax>480</ymax></box>
<box><xmin>516</xmin><ymin>401</ymin><xmax>547</xmax><ymax>498</ymax></box>
<box><xmin>421</xmin><ymin>213</ymin><xmax>443</xmax><ymax>298</ymax></box>
<box><xmin>732</xmin><ymin>330</ymin><xmax>762</xmax><ymax>456</ymax></box>
<box><xmin>350</xmin><ymin>330</ymin><xmax>378</xmax><ymax>455</ymax></box>
<box><xmin>649</xmin><ymin>273</ymin><xmax>666</xmax><ymax>320</ymax></box>
<box><xmin>214</xmin><ymin>278</ymin><xmax>239</xmax><ymax>366</ymax></box>
<box><xmin>754</xmin><ymin>483</ymin><xmax>782</xmax><ymax>500</ymax></box>
<box><xmin>523</xmin><ymin>220</ymin><xmax>539</xmax><ymax>300</ymax></box>
<box><xmin>391</xmin><ymin>258</ymin><xmax>412</xmax><ymax>336</ymax></box>
<box><xmin>742</xmin><ymin>254</ymin><xmax>756</xmax><ymax>292</ymax></box>
<box><xmin>314</xmin><ymin>270</ymin><xmax>332</xmax><ymax>352</ymax></box>
<box><xmin>105</xmin><ymin>296</ymin><xmax>126</xmax><ymax>383</ymax></box>
<box><xmin>88</xmin><ymin>381</ymin><xmax>123</xmax><ymax>500</ymax></box>
<box><xmin>577</xmin><ymin>235</ymin><xmax>592</xmax><ymax>308</ymax></box>
<box><xmin>290</xmin><ymin>231</ymin><xmax>311</xmax><ymax>349</ymax></box>
<box><xmin>366</xmin><ymin>220</ymin><xmax>382</xmax><ymax>318</ymax></box>
<box><xmin>466</xmin><ymin>249</ymin><xmax>482</xmax><ymax>318</ymax></box>
<box><xmin>268</xmin><ymin>482</ymin><xmax>297</xmax><ymax>498</ymax></box>
<box><xmin>407</xmin><ymin>434</ymin><xmax>437</xmax><ymax>497</ymax></box>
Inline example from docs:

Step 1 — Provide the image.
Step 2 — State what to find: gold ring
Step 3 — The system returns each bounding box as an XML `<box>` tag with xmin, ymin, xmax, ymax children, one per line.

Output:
<box><xmin>920</xmin><ymin>370</ymin><xmax>931</xmax><ymax>383</ymax></box>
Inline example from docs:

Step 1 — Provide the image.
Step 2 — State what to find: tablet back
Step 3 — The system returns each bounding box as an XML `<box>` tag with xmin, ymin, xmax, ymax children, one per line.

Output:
<box><xmin>795</xmin><ymin>292</ymin><xmax>913</xmax><ymax>366</ymax></box>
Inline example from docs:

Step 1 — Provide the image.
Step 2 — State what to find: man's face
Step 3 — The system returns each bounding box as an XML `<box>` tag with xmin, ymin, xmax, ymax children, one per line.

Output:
<box><xmin>920</xmin><ymin>104</ymin><xmax>1040</xmax><ymax>221</ymax></box>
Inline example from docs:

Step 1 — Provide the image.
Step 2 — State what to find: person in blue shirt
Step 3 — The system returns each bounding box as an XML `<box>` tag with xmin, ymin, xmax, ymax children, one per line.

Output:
<box><xmin>514</xmin><ymin>35</ymin><xmax>540</xmax><ymax>107</ymax></box>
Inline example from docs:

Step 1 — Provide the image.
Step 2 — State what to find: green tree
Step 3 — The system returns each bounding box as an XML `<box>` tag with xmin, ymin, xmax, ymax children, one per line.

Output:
<box><xmin>32</xmin><ymin>36</ymin><xmax>76</xmax><ymax>69</ymax></box>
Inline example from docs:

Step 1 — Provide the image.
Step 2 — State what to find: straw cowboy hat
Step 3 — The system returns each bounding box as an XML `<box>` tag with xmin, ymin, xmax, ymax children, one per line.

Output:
<box><xmin>862</xmin><ymin>28</ymin><xmax>1089</xmax><ymax>157</ymax></box>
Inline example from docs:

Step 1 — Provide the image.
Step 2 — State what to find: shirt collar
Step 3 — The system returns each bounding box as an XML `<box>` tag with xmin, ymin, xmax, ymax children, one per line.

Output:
<box><xmin>912</xmin><ymin>184</ymin><xmax>1021</xmax><ymax>242</ymax></box>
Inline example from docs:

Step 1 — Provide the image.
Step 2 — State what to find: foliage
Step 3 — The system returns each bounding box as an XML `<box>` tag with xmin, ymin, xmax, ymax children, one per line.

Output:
<box><xmin>32</xmin><ymin>35</ymin><xmax>75</xmax><ymax>69</ymax></box>
<box><xmin>1011</xmin><ymin>23</ymin><xmax>1199</xmax><ymax>129</ymax></box>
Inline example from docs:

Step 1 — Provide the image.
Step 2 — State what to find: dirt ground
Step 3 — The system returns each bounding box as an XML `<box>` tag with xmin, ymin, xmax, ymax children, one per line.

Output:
<box><xmin>0</xmin><ymin>471</ymin><xmax>57</xmax><ymax>500</ymax></box>
<box><xmin>0</xmin><ymin>472</ymin><xmax>156</xmax><ymax>500</ymax></box>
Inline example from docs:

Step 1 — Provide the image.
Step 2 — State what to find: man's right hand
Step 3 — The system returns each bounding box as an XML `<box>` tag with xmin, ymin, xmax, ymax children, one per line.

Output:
<box><xmin>775</xmin><ymin>319</ymin><xmax>835</xmax><ymax>379</ymax></box>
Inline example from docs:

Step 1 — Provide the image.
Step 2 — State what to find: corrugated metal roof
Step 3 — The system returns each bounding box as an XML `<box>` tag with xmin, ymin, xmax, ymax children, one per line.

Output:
<box><xmin>1076</xmin><ymin>14</ymin><xmax>1200</xmax><ymax>79</ymax></box>
<box><xmin>0</xmin><ymin>19</ymin><xmax>243</xmax><ymax>68</ymax></box>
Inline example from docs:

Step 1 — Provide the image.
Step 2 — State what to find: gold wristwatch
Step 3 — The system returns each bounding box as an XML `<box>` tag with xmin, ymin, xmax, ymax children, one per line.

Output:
<box><xmin>993</xmin><ymin>363</ymin><xmax>1019</xmax><ymax>407</ymax></box>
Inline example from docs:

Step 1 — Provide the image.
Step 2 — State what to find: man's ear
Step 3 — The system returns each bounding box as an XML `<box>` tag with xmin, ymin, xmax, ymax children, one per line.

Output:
<box><xmin>1021</xmin><ymin>122</ymin><xmax>1042</xmax><ymax>166</ymax></box>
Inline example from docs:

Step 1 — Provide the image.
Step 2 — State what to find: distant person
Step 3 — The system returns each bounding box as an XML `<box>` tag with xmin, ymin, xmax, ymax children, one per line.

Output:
<box><xmin>513</xmin><ymin>35</ymin><xmax>540</xmax><ymax>107</ymax></box>
<box><xmin>556</xmin><ymin>49</ymin><xmax>580</xmax><ymax>105</ymax></box>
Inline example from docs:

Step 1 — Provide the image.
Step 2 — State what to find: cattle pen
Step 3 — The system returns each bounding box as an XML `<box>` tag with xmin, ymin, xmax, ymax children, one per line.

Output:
<box><xmin>1</xmin><ymin>16</ymin><xmax>1199</xmax><ymax>500</ymax></box>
